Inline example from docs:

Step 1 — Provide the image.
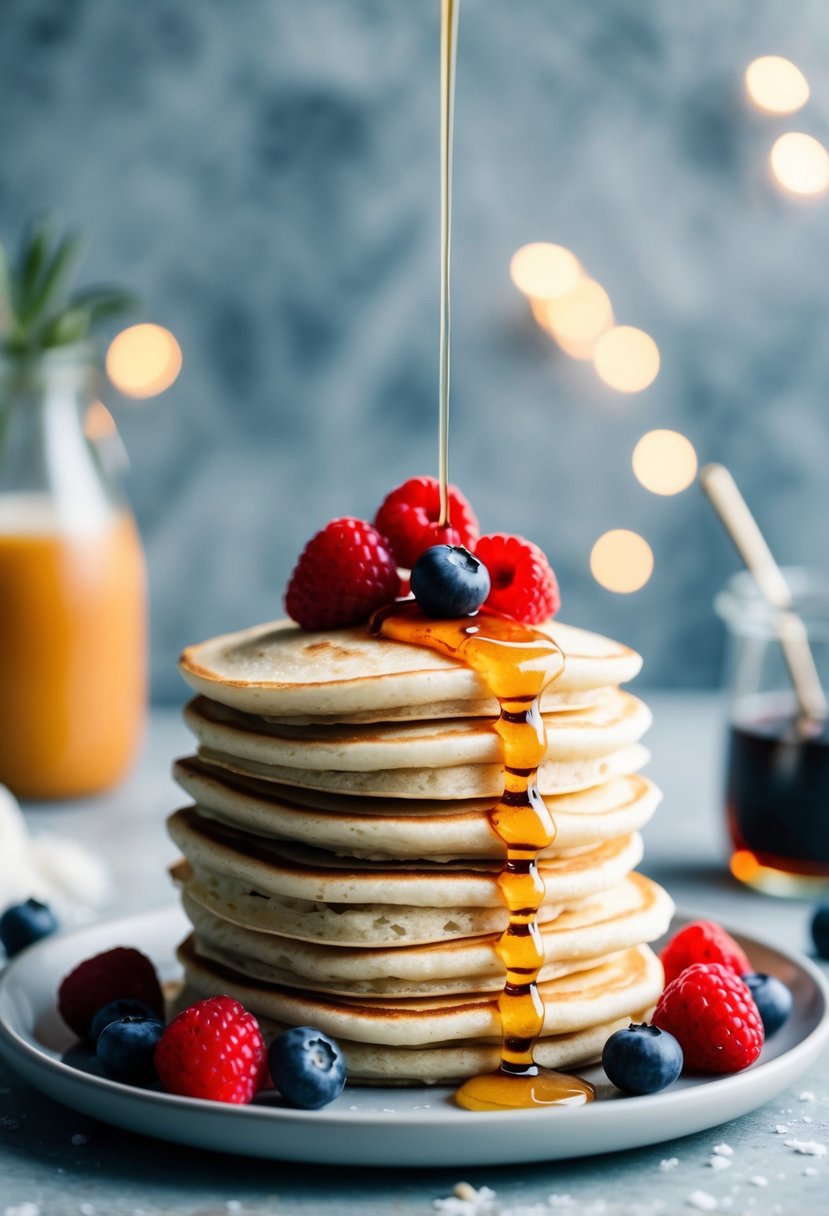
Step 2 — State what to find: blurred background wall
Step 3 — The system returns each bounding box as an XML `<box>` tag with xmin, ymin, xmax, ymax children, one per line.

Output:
<box><xmin>2</xmin><ymin>0</ymin><xmax>828</xmax><ymax>700</ymax></box>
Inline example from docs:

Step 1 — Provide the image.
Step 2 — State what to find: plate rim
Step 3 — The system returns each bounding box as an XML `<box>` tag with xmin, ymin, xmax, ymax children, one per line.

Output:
<box><xmin>1</xmin><ymin>902</ymin><xmax>828</xmax><ymax>1154</ymax></box>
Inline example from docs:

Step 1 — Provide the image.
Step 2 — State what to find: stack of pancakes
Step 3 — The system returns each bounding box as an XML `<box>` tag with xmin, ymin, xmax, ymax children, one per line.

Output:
<box><xmin>169</xmin><ymin>617</ymin><xmax>672</xmax><ymax>1085</ymax></box>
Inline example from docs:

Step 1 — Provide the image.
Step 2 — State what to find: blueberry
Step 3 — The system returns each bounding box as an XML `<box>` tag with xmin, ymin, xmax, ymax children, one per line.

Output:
<box><xmin>602</xmin><ymin>1022</ymin><xmax>683</xmax><ymax>1095</ymax></box>
<box><xmin>743</xmin><ymin>972</ymin><xmax>793</xmax><ymax>1036</ymax></box>
<box><xmin>96</xmin><ymin>1016</ymin><xmax>164</xmax><ymax>1085</ymax></box>
<box><xmin>268</xmin><ymin>1026</ymin><xmax>347</xmax><ymax>1109</ymax></box>
<box><xmin>90</xmin><ymin>998</ymin><xmax>163</xmax><ymax>1045</ymax></box>
<box><xmin>0</xmin><ymin>898</ymin><xmax>59</xmax><ymax>957</ymax></box>
<box><xmin>410</xmin><ymin>545</ymin><xmax>491</xmax><ymax>618</ymax></box>
<box><xmin>811</xmin><ymin>903</ymin><xmax>829</xmax><ymax>960</ymax></box>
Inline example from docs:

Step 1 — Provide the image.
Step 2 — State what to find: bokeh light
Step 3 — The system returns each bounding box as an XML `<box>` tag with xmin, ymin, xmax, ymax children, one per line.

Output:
<box><xmin>770</xmin><ymin>132</ymin><xmax>829</xmax><ymax>196</ymax></box>
<box><xmin>510</xmin><ymin>243</ymin><xmax>582</xmax><ymax>300</ymax></box>
<box><xmin>83</xmin><ymin>400</ymin><xmax>118</xmax><ymax>442</ymax></box>
<box><xmin>593</xmin><ymin>326</ymin><xmax>660</xmax><ymax>392</ymax></box>
<box><xmin>632</xmin><ymin>429</ymin><xmax>698</xmax><ymax>495</ymax></box>
<box><xmin>106</xmin><ymin>324</ymin><xmax>183</xmax><ymax>398</ymax></box>
<box><xmin>590</xmin><ymin>529</ymin><xmax>654</xmax><ymax>594</ymax></box>
<box><xmin>540</xmin><ymin>279</ymin><xmax>613</xmax><ymax>359</ymax></box>
<box><xmin>745</xmin><ymin>56</ymin><xmax>810</xmax><ymax>115</ymax></box>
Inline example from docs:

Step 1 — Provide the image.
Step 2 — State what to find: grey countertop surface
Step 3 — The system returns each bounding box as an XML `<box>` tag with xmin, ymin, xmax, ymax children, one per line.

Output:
<box><xmin>2</xmin><ymin>694</ymin><xmax>828</xmax><ymax>1216</ymax></box>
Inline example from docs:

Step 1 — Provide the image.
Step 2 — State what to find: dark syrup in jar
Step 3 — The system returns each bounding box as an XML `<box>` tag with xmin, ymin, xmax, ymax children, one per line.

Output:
<box><xmin>373</xmin><ymin>602</ymin><xmax>595</xmax><ymax>1110</ymax></box>
<box><xmin>727</xmin><ymin>700</ymin><xmax>829</xmax><ymax>880</ymax></box>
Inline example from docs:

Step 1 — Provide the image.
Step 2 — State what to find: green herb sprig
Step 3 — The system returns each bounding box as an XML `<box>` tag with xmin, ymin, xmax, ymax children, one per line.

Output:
<box><xmin>0</xmin><ymin>217</ymin><xmax>138</xmax><ymax>357</ymax></box>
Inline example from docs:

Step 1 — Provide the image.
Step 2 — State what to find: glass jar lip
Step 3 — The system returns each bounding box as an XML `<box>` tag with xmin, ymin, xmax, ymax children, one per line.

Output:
<box><xmin>0</xmin><ymin>342</ymin><xmax>99</xmax><ymax>394</ymax></box>
<box><xmin>715</xmin><ymin>567</ymin><xmax>829</xmax><ymax>639</ymax></box>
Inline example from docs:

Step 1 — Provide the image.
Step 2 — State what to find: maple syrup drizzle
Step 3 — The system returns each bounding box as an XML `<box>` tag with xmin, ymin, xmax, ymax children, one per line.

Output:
<box><xmin>438</xmin><ymin>0</ymin><xmax>458</xmax><ymax>529</ymax></box>
<box><xmin>373</xmin><ymin>602</ymin><xmax>595</xmax><ymax>1111</ymax></box>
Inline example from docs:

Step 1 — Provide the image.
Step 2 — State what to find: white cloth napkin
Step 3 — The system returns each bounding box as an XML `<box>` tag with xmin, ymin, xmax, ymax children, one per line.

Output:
<box><xmin>0</xmin><ymin>784</ymin><xmax>110</xmax><ymax>925</ymax></box>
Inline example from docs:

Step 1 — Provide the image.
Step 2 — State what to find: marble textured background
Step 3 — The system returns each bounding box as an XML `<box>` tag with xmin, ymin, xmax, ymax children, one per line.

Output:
<box><xmin>2</xmin><ymin>0</ymin><xmax>829</xmax><ymax>700</ymax></box>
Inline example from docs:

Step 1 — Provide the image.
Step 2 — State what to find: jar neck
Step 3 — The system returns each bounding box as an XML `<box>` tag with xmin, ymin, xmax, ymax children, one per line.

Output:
<box><xmin>0</xmin><ymin>343</ymin><xmax>98</xmax><ymax>400</ymax></box>
<box><xmin>0</xmin><ymin>346</ymin><xmax>123</xmax><ymax>530</ymax></box>
<box><xmin>716</xmin><ymin>569</ymin><xmax>829</xmax><ymax>644</ymax></box>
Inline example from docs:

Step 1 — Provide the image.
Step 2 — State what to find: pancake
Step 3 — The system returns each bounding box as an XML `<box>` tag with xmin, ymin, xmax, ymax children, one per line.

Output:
<box><xmin>173</xmin><ymin>859</ymin><xmax>566</xmax><ymax>946</ymax></box>
<box><xmin>181</xmin><ymin>874</ymin><xmax>673</xmax><ymax>997</ymax></box>
<box><xmin>192</xmin><ymin>925</ymin><xmax>615</xmax><ymax>997</ymax></box>
<box><xmin>170</xmin><ymin>606</ymin><xmax>667</xmax><ymax>1090</ymax></box>
<box><xmin>195</xmin><ymin>740</ymin><xmax>650</xmax><ymax>800</ymax></box>
<box><xmin>173</xmin><ymin>757</ymin><xmax>662</xmax><ymax>859</ymax></box>
<box><xmin>171</xmin><ymin>980</ymin><xmax>651</xmax><ymax>1084</ymax></box>
<box><xmin>182</xmin><ymin>690</ymin><xmax>651</xmax><ymax>772</ymax></box>
<box><xmin>168</xmin><ymin>806</ymin><xmax>644</xmax><ymax>913</ymax></box>
<box><xmin>262</xmin><ymin>683</ymin><xmax>605</xmax><ymax>725</ymax></box>
<box><xmin>179</xmin><ymin>618</ymin><xmax>643</xmax><ymax>718</ymax></box>
<box><xmin>177</xmin><ymin>936</ymin><xmax>664</xmax><ymax>1065</ymax></box>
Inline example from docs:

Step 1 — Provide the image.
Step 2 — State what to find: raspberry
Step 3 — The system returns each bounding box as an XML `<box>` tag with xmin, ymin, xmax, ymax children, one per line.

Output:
<box><xmin>374</xmin><ymin>476</ymin><xmax>479</xmax><ymax>568</ymax></box>
<box><xmin>652</xmin><ymin>962</ymin><xmax>764</xmax><ymax>1074</ymax></box>
<box><xmin>660</xmin><ymin>920</ymin><xmax>751</xmax><ymax>988</ymax></box>
<box><xmin>474</xmin><ymin>533</ymin><xmax>560</xmax><ymax>624</ymax></box>
<box><xmin>154</xmin><ymin>995</ymin><xmax>268</xmax><ymax>1104</ymax></box>
<box><xmin>284</xmin><ymin>517</ymin><xmax>400</xmax><ymax>631</ymax></box>
<box><xmin>58</xmin><ymin>947</ymin><xmax>164</xmax><ymax>1041</ymax></box>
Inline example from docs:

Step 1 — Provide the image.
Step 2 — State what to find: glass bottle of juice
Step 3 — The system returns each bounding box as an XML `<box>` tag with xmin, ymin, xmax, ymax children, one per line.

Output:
<box><xmin>0</xmin><ymin>344</ymin><xmax>147</xmax><ymax>799</ymax></box>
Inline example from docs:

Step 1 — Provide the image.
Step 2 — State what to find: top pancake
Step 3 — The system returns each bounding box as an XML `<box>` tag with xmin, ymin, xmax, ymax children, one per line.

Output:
<box><xmin>180</xmin><ymin>618</ymin><xmax>642</xmax><ymax>718</ymax></box>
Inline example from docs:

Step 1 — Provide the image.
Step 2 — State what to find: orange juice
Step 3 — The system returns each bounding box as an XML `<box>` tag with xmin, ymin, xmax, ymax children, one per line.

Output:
<box><xmin>0</xmin><ymin>496</ymin><xmax>147</xmax><ymax>798</ymax></box>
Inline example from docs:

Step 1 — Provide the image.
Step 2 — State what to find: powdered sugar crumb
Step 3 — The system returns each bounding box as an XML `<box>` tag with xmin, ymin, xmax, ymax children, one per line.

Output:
<box><xmin>79</xmin><ymin>1206</ymin><xmax>95</xmax><ymax>1216</ymax></box>
<box><xmin>775</xmin><ymin>1125</ymin><xmax>789</xmax><ymax>1134</ymax></box>
<box><xmin>803</xmin><ymin>1115</ymin><xmax>814</xmax><ymax>1123</ymax></box>
<box><xmin>784</xmin><ymin>1139</ymin><xmax>827</xmax><ymax>1156</ymax></box>
<box><xmin>687</xmin><ymin>1192</ymin><xmax>718</xmax><ymax>1212</ymax></box>
<box><xmin>660</xmin><ymin>1158</ymin><xmax>679</xmax><ymax>1172</ymax></box>
<box><xmin>454</xmin><ymin>1186</ymin><xmax>480</xmax><ymax>1203</ymax></box>
<box><xmin>799</xmin><ymin>1091</ymin><xmax>816</xmax><ymax>1103</ymax></box>
<box><xmin>803</xmin><ymin>1167</ymin><xmax>819</xmax><ymax>1176</ymax></box>
<box><xmin>4</xmin><ymin>1206</ymin><xmax>40</xmax><ymax>1216</ymax></box>
<box><xmin>708</xmin><ymin>1156</ymin><xmax>731</xmax><ymax>1171</ymax></box>
<box><xmin>434</xmin><ymin>1188</ymin><xmax>636</xmax><ymax>1216</ymax></box>
<box><xmin>712</xmin><ymin>1143</ymin><xmax>733</xmax><ymax>1157</ymax></box>
<box><xmin>434</xmin><ymin>1184</ymin><xmax>497</xmax><ymax>1215</ymax></box>
<box><xmin>748</xmin><ymin>1177</ymin><xmax>768</xmax><ymax>1187</ymax></box>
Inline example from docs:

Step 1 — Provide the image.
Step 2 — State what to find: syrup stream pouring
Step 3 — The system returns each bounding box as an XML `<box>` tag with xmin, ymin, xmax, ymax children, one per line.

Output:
<box><xmin>699</xmin><ymin>462</ymin><xmax>827</xmax><ymax>732</ymax></box>
<box><xmin>438</xmin><ymin>0</ymin><xmax>458</xmax><ymax>530</ymax></box>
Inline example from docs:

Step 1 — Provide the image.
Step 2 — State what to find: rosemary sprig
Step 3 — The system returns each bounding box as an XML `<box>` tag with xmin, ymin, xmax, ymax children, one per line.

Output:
<box><xmin>0</xmin><ymin>217</ymin><xmax>138</xmax><ymax>357</ymax></box>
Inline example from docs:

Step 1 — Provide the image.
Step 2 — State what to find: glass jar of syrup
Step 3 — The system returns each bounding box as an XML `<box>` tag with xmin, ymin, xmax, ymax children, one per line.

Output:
<box><xmin>716</xmin><ymin>569</ymin><xmax>829</xmax><ymax>896</ymax></box>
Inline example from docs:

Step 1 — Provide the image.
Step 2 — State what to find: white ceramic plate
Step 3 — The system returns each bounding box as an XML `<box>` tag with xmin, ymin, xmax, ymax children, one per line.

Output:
<box><xmin>0</xmin><ymin>904</ymin><xmax>827</xmax><ymax>1167</ymax></box>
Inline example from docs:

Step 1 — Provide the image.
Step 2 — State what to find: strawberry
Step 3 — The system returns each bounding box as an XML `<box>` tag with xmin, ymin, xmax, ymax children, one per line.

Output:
<box><xmin>284</xmin><ymin>517</ymin><xmax>400</xmax><ymax>631</ymax></box>
<box><xmin>374</xmin><ymin>476</ymin><xmax>479</xmax><ymax>568</ymax></box>
<box><xmin>652</xmin><ymin>962</ymin><xmax>764</xmax><ymax>1074</ymax></box>
<box><xmin>660</xmin><ymin>920</ymin><xmax>751</xmax><ymax>988</ymax></box>
<box><xmin>154</xmin><ymin>995</ymin><xmax>268</xmax><ymax>1104</ymax></box>
<box><xmin>474</xmin><ymin>533</ymin><xmax>560</xmax><ymax>624</ymax></box>
<box><xmin>58</xmin><ymin>947</ymin><xmax>164</xmax><ymax>1041</ymax></box>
